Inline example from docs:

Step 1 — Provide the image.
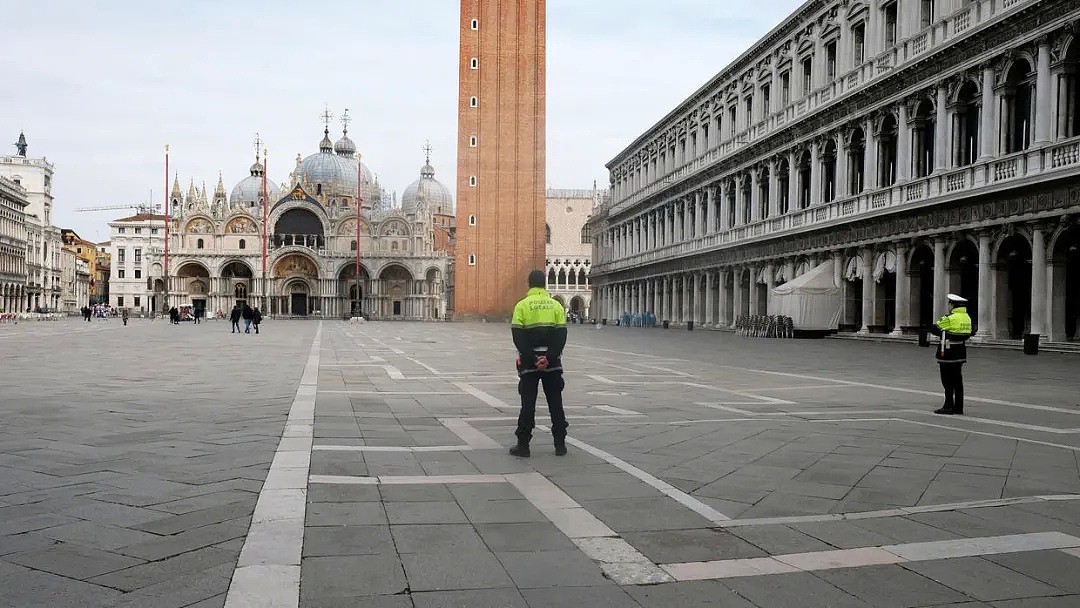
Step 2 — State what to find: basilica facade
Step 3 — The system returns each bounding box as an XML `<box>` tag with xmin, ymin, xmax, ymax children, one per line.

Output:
<box><xmin>590</xmin><ymin>0</ymin><xmax>1080</xmax><ymax>343</ymax></box>
<box><xmin>154</xmin><ymin>125</ymin><xmax>454</xmax><ymax>320</ymax></box>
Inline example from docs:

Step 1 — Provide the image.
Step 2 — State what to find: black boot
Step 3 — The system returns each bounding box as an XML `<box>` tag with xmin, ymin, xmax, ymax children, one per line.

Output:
<box><xmin>509</xmin><ymin>441</ymin><xmax>530</xmax><ymax>458</ymax></box>
<box><xmin>933</xmin><ymin>406</ymin><xmax>957</xmax><ymax>415</ymax></box>
<box><xmin>554</xmin><ymin>438</ymin><xmax>567</xmax><ymax>456</ymax></box>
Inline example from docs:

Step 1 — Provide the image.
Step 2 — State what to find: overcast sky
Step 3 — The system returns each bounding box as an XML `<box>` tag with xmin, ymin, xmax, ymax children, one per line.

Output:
<box><xmin>2</xmin><ymin>0</ymin><xmax>803</xmax><ymax>242</ymax></box>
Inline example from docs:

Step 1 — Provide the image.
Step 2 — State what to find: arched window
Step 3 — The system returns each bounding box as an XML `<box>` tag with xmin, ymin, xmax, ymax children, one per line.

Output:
<box><xmin>239</xmin><ymin>239</ymin><xmax>246</xmax><ymax>250</ymax></box>
<box><xmin>197</xmin><ymin>238</ymin><xmax>204</xmax><ymax>249</ymax></box>
<box><xmin>547</xmin><ymin>268</ymin><xmax>557</xmax><ymax>288</ymax></box>
<box><xmin>391</xmin><ymin>241</ymin><xmax>399</xmax><ymax>251</ymax></box>
<box><xmin>350</xmin><ymin>240</ymin><xmax>357</xmax><ymax>251</ymax></box>
<box><xmin>546</xmin><ymin>224</ymin><xmax>551</xmax><ymax>244</ymax></box>
<box><xmin>235</xmin><ymin>283</ymin><xmax>248</xmax><ymax>299</ymax></box>
<box><xmin>580</xmin><ymin>224</ymin><xmax>591</xmax><ymax>243</ymax></box>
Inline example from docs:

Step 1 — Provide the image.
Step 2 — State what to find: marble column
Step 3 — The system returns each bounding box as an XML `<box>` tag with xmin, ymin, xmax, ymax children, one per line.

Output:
<box><xmin>682</xmin><ymin>274</ymin><xmax>691</xmax><ymax>324</ymax></box>
<box><xmin>705</xmin><ymin>187</ymin><xmax>716</xmax><ymax>233</ymax></box>
<box><xmin>864</xmin><ymin>117</ymin><xmax>879</xmax><ymax>189</ymax></box>
<box><xmin>748</xmin><ymin>267</ymin><xmax>759</xmax><ymax>315</ymax></box>
<box><xmin>768</xmin><ymin>159</ymin><xmax>780</xmax><ymax>217</ymax></box>
<box><xmin>705</xmin><ymin>271</ymin><xmax>715</xmax><ymax>326</ymax></box>
<box><xmin>934</xmin><ymin>84</ymin><xmax>948</xmax><ymax>173</ymax></box>
<box><xmin>977</xmin><ymin>231</ymin><xmax>992</xmax><ymax>336</ymax></box>
<box><xmin>809</xmin><ymin>141</ymin><xmax>821</xmax><ymax>206</ymax></box>
<box><xmin>764</xmin><ymin>264</ymin><xmax>776</xmax><ymax>314</ymax></box>
<box><xmin>718</xmin><ymin>269</ymin><xmax>730</xmax><ymax>327</ymax></box>
<box><xmin>979</xmin><ymin>64</ymin><xmax>996</xmax><ymax>160</ymax></box>
<box><xmin>933</xmin><ymin>238</ymin><xmax>947</xmax><ymax>320</ymax></box>
<box><xmin>1030</xmin><ymin>225</ymin><xmax>1047</xmax><ymax>335</ymax></box>
<box><xmin>720</xmin><ymin>181</ymin><xmax>732</xmax><ymax>230</ymax></box>
<box><xmin>732</xmin><ymin>268</ymin><xmax>745</xmax><ymax>325</ymax></box>
<box><xmin>751</xmin><ymin>170</ymin><xmax>762</xmax><ymax>222</ymax></box>
<box><xmin>859</xmin><ymin>248</ymin><xmax>874</xmax><ymax>333</ymax></box>
<box><xmin>788</xmin><ymin>149</ymin><xmax>800</xmax><ymax>211</ymax></box>
<box><xmin>897</xmin><ymin>102</ymin><xmax>911</xmax><ymax>183</ymax></box>
<box><xmin>694</xmin><ymin>191</ymin><xmax>704</xmax><ymax>237</ymax></box>
<box><xmin>892</xmin><ymin>242</ymin><xmax>909</xmax><ymax>335</ymax></box>
<box><xmin>1035</xmin><ymin>39</ymin><xmax>1052</xmax><ymax>145</ymax></box>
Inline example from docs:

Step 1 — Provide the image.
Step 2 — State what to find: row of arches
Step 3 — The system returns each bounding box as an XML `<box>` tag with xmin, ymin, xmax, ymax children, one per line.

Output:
<box><xmin>600</xmin><ymin>222</ymin><xmax>1080</xmax><ymax>342</ymax></box>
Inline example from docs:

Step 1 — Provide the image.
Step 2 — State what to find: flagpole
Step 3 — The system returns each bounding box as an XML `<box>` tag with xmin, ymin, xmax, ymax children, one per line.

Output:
<box><xmin>262</xmin><ymin>147</ymin><xmax>268</xmax><ymax>316</ymax></box>
<box><xmin>163</xmin><ymin>144</ymin><xmax>170</xmax><ymax>315</ymax></box>
<box><xmin>356</xmin><ymin>156</ymin><xmax>363</xmax><ymax>318</ymax></box>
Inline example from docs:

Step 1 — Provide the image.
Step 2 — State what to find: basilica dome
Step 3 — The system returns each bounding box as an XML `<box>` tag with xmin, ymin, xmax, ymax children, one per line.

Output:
<box><xmin>401</xmin><ymin>158</ymin><xmax>452</xmax><ymax>216</ymax></box>
<box><xmin>299</xmin><ymin>128</ymin><xmax>374</xmax><ymax>199</ymax></box>
<box><xmin>230</xmin><ymin>161</ymin><xmax>281</xmax><ymax>208</ymax></box>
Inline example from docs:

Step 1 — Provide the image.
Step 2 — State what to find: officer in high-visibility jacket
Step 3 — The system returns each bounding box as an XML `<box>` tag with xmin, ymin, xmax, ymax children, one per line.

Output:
<box><xmin>509</xmin><ymin>270</ymin><xmax>569</xmax><ymax>457</ymax></box>
<box><xmin>929</xmin><ymin>293</ymin><xmax>974</xmax><ymax>415</ymax></box>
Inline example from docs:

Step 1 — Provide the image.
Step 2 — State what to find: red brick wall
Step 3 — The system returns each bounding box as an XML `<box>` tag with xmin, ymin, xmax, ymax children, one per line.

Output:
<box><xmin>454</xmin><ymin>0</ymin><xmax>546</xmax><ymax>319</ymax></box>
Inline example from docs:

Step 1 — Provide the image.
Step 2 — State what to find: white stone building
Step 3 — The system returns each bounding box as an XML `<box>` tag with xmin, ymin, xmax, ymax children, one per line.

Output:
<box><xmin>60</xmin><ymin>246</ymin><xmax>90</xmax><ymax>313</ymax></box>
<box><xmin>545</xmin><ymin>189</ymin><xmax>603</xmax><ymax>317</ymax></box>
<box><xmin>0</xmin><ymin>133</ymin><xmax>63</xmax><ymax>312</ymax></box>
<box><xmin>0</xmin><ymin>176</ymin><xmax>28</xmax><ymax>313</ymax></box>
<box><xmin>590</xmin><ymin>0</ymin><xmax>1080</xmax><ymax>343</ymax></box>
<box><xmin>108</xmin><ymin>214</ymin><xmax>164</xmax><ymax>313</ymax></box>
<box><xmin>156</xmin><ymin>120</ymin><xmax>453</xmax><ymax>319</ymax></box>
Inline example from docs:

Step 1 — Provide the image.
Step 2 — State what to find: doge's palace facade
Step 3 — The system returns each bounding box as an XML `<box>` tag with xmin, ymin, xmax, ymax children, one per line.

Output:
<box><xmin>590</xmin><ymin>0</ymin><xmax>1080</xmax><ymax>342</ymax></box>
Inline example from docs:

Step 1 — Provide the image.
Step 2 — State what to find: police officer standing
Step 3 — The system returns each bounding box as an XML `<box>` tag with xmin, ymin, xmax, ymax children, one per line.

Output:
<box><xmin>509</xmin><ymin>270</ymin><xmax>569</xmax><ymax>457</ymax></box>
<box><xmin>929</xmin><ymin>293</ymin><xmax>973</xmax><ymax>415</ymax></box>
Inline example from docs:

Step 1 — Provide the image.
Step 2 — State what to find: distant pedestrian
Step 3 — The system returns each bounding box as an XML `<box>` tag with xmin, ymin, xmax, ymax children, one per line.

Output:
<box><xmin>509</xmin><ymin>269</ymin><xmax>569</xmax><ymax>457</ymax></box>
<box><xmin>169</xmin><ymin>306</ymin><xmax>180</xmax><ymax>325</ymax></box>
<box><xmin>252</xmin><ymin>307</ymin><xmax>262</xmax><ymax>335</ymax></box>
<box><xmin>930</xmin><ymin>293</ymin><xmax>973</xmax><ymax>415</ymax></box>
<box><xmin>230</xmin><ymin>304</ymin><xmax>242</xmax><ymax>333</ymax></box>
<box><xmin>193</xmin><ymin>307</ymin><xmax>201</xmax><ymax>325</ymax></box>
<box><xmin>121</xmin><ymin>308</ymin><xmax>129</xmax><ymax>326</ymax></box>
<box><xmin>242</xmin><ymin>303</ymin><xmax>254</xmax><ymax>333</ymax></box>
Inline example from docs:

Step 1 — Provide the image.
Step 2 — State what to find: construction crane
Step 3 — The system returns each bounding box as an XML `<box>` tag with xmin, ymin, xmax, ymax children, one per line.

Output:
<box><xmin>74</xmin><ymin>203</ymin><xmax>161</xmax><ymax>213</ymax></box>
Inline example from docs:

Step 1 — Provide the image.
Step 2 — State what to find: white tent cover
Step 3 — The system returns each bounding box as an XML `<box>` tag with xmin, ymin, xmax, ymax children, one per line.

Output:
<box><xmin>771</xmin><ymin>258</ymin><xmax>842</xmax><ymax>331</ymax></box>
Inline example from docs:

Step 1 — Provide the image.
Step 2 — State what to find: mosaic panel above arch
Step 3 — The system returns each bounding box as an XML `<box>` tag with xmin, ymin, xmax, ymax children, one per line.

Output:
<box><xmin>185</xmin><ymin>218</ymin><xmax>213</xmax><ymax>234</ymax></box>
<box><xmin>273</xmin><ymin>253</ymin><xmax>319</xmax><ymax>279</ymax></box>
<box><xmin>225</xmin><ymin>217</ymin><xmax>258</xmax><ymax>234</ymax></box>
<box><xmin>337</xmin><ymin>218</ymin><xmax>370</xmax><ymax>236</ymax></box>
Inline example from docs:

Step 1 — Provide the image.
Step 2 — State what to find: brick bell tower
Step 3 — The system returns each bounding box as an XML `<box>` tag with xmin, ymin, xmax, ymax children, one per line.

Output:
<box><xmin>454</xmin><ymin>0</ymin><xmax>547</xmax><ymax>319</ymax></box>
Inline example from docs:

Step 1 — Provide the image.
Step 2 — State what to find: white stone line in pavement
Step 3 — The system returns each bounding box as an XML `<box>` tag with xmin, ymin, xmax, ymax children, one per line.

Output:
<box><xmin>712</xmin><ymin>364</ymin><xmax>1080</xmax><ymax>416</ymax></box>
<box><xmin>308</xmin><ymin>474</ymin><xmax>506</xmax><ymax>485</ymax></box>
<box><xmin>661</xmin><ymin>532</ymin><xmax>1080</xmax><ymax>581</ymax></box>
<box><xmin>504</xmin><ymin>472</ymin><xmax>674</xmax><ymax>585</ymax></box>
<box><xmin>454</xmin><ymin>382</ymin><xmax>735</xmax><ymax>524</ymax></box>
<box><xmin>318</xmin><ymin>391</ymin><xmax>464</xmax><ymax>395</ymax></box>
<box><xmin>224</xmin><ymin>322</ymin><xmax>322</xmax><ymax>608</ymax></box>
<box><xmin>716</xmin><ymin>494</ymin><xmax>1080</xmax><ymax>528</ymax></box>
<box><xmin>595</xmin><ymin>405</ymin><xmax>646</xmax><ymax>416</ymax></box>
<box><xmin>751</xmin><ymin>384</ymin><xmax>862</xmax><ymax>391</ymax></box>
<box><xmin>1061</xmin><ymin>547</ymin><xmax>1080</xmax><ymax>558</ymax></box>
<box><xmin>313</xmin><ymin>444</ymin><xmax>473</xmax><ymax>453</ymax></box>
<box><xmin>439</xmin><ymin>418</ymin><xmax>504</xmax><ymax>449</ymax></box>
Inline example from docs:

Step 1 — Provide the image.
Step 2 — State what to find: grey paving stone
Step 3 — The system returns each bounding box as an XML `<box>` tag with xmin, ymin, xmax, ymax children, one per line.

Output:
<box><xmin>0</xmin><ymin>531</ymin><xmax>60</xmax><ymax>556</ymax></box>
<box><xmin>621</xmin><ymin>528</ymin><xmax>766</xmax><ymax>563</ymax></box>
<box><xmin>307</xmin><ymin>484</ymin><xmax>382</xmax><ymax>503</ymax></box>
<box><xmin>578</xmin><ymin>497</ymin><xmax>712</xmax><ymax>532</ymax></box>
<box><xmin>989</xmin><ymin>596</ymin><xmax>1080</xmax><ymax>607</ymax></box>
<box><xmin>114</xmin><ymin>516</ymin><xmax>249</xmax><ymax>560</ymax></box>
<box><xmin>6</xmin><ymin>543</ymin><xmax>144</xmax><ymax>580</ymax></box>
<box><xmin>625</xmin><ymin>580</ymin><xmax>759</xmax><ymax>608</ymax></box>
<box><xmin>790</xmin><ymin>520</ymin><xmax>902</xmax><ymax>549</ymax></box>
<box><xmin>984</xmin><ymin>550</ymin><xmax>1080</xmax><ymax>593</ymax></box>
<box><xmin>814</xmin><ymin>564</ymin><xmax>973</xmax><ymax>607</ymax></box>
<box><xmin>0</xmin><ymin>568</ymin><xmax>124</xmax><ymax>608</ymax></box>
<box><xmin>495</xmin><ymin>550</ymin><xmax>609</xmax><ymax>588</ymax></box>
<box><xmin>729</xmin><ymin>524</ymin><xmax>837</xmax><ymax>554</ymax></box>
<box><xmin>521</xmin><ymin>585</ymin><xmax>642</xmax><ymax>608</ymax></box>
<box><xmin>303</xmin><ymin>595</ymin><xmax>413</xmax><ymax>608</ymax></box>
<box><xmin>722</xmin><ymin>571</ymin><xmax>873</xmax><ymax>607</ymax></box>
<box><xmin>379</xmin><ymin>484</ymin><xmax>455</xmax><ymax>502</ymax></box>
<box><xmin>411</xmin><ymin>588</ymin><xmax>527</xmax><ymax>608</ymax></box>
<box><xmin>474</xmin><ymin>522</ymin><xmax>577</xmax><ymax>552</ymax></box>
<box><xmin>303</xmin><ymin>525</ymin><xmax>395</xmax><ymax>557</ymax></box>
<box><xmin>100</xmin><ymin>562</ymin><xmax>232</xmax><ymax>608</ymax></box>
<box><xmin>390</xmin><ymin>524</ymin><xmax>487</xmax><ymax>554</ymax></box>
<box><xmin>306</xmin><ymin>501</ymin><xmax>388</xmax><ymax>526</ymax></box>
<box><xmin>39</xmin><ymin>520</ymin><xmax>161</xmax><ymax>550</ymax></box>
<box><xmin>401</xmin><ymin>551</ymin><xmax>513</xmax><ymax>591</ymax></box>
<box><xmin>301</xmin><ymin>555</ymin><xmax>408</xmax><ymax>599</ymax></box>
<box><xmin>459</xmin><ymin>499</ymin><xmax>548</xmax><ymax>525</ymax></box>
<box><xmin>902</xmin><ymin>557</ymin><xmax>1066</xmax><ymax>602</ymax></box>
<box><xmin>88</xmin><ymin>546</ymin><xmax>236</xmax><ymax>592</ymax></box>
<box><xmin>385</xmin><ymin>501</ymin><xmax>468</xmax><ymax>525</ymax></box>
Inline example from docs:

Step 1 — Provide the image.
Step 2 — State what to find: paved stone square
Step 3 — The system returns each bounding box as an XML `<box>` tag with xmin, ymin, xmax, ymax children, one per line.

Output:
<box><xmin>2</xmin><ymin>317</ymin><xmax>1080</xmax><ymax>607</ymax></box>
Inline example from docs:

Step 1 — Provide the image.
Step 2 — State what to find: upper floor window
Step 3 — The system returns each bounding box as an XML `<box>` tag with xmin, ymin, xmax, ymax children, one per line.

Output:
<box><xmin>469</xmin><ymin>135</ymin><xmax>477</xmax><ymax>147</ymax></box>
<box><xmin>239</xmin><ymin>239</ymin><xmax>246</xmax><ymax>250</ymax></box>
<box><xmin>852</xmin><ymin>22</ymin><xmax>866</xmax><ymax>64</ymax></box>
<box><xmin>545</xmin><ymin>224</ymin><xmax>551</xmax><ymax>244</ymax></box>
<box><xmin>468</xmin><ymin>214</ymin><xmax>476</xmax><ymax>226</ymax></box>
<box><xmin>780</xmin><ymin>72</ymin><xmax>791</xmax><ymax>106</ymax></box>
<box><xmin>744</xmin><ymin>95</ymin><xmax>754</xmax><ymax>127</ymax></box>
<box><xmin>581</xmin><ymin>224</ymin><xmax>591</xmax><ymax>243</ymax></box>
<box><xmin>469</xmin><ymin>96</ymin><xmax>478</xmax><ymax>108</ymax></box>
<box><xmin>801</xmin><ymin>57</ymin><xmax>813</xmax><ymax>95</ymax></box>
<box><xmin>883</xmin><ymin>1</ymin><xmax>898</xmax><ymax>47</ymax></box>
<box><xmin>470</xmin><ymin>57</ymin><xmax>478</xmax><ymax>70</ymax></box>
<box><xmin>920</xmin><ymin>0</ymin><xmax>935</xmax><ymax>29</ymax></box>
<box><xmin>197</xmin><ymin>238</ymin><xmax>204</xmax><ymax>249</ymax></box>
<box><xmin>117</xmin><ymin>227</ymin><xmax>126</xmax><ymax>234</ymax></box>
<box><xmin>761</xmin><ymin>84</ymin><xmax>771</xmax><ymax>117</ymax></box>
<box><xmin>134</xmin><ymin>248</ymin><xmax>141</xmax><ymax>263</ymax></box>
<box><xmin>471</xmin><ymin>18</ymin><xmax>478</xmax><ymax>30</ymax></box>
<box><xmin>134</xmin><ymin>227</ymin><xmax>142</xmax><ymax>235</ymax></box>
<box><xmin>825</xmin><ymin>40</ymin><xmax>837</xmax><ymax>81</ymax></box>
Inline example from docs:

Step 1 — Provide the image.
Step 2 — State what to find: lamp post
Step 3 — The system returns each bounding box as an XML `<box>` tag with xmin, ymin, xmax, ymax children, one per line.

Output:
<box><xmin>163</xmin><ymin>145</ymin><xmax>170</xmax><ymax>314</ymax></box>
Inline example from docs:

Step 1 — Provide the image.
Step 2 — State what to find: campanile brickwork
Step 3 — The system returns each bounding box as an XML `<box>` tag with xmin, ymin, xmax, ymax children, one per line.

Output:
<box><xmin>454</xmin><ymin>0</ymin><xmax>546</xmax><ymax>319</ymax></box>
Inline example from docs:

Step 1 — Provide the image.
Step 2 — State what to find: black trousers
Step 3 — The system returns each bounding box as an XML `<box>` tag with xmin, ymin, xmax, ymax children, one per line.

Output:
<box><xmin>231</xmin><ymin>320</ymin><xmax>240</xmax><ymax>333</ymax></box>
<box><xmin>938</xmin><ymin>363</ymin><xmax>964</xmax><ymax>412</ymax></box>
<box><xmin>516</xmin><ymin>371</ymin><xmax>568</xmax><ymax>442</ymax></box>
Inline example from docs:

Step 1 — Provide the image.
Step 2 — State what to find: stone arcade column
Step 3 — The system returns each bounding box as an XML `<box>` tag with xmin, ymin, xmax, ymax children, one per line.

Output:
<box><xmin>694</xmin><ymin>191</ymin><xmax>705</xmax><ymax>237</ymax></box>
<box><xmin>935</xmin><ymin>84</ymin><xmax>948</xmax><ymax>173</ymax></box>
<box><xmin>933</xmin><ymin>238</ymin><xmax>947</xmax><ymax>320</ymax></box>
<box><xmin>897</xmin><ymin>102</ymin><xmax>911</xmax><ymax>183</ymax></box>
<box><xmin>764</xmin><ymin>264</ymin><xmax>776</xmax><ymax>315</ymax></box>
<box><xmin>892</xmin><ymin>242</ymin><xmax>910</xmax><ymax>335</ymax></box>
<box><xmin>682</xmin><ymin>274</ymin><xmax>691</xmax><ymax>324</ymax></box>
<box><xmin>979</xmin><ymin>64</ymin><xmax>996</xmax><ymax>160</ymax></box>
<box><xmin>705</xmin><ymin>187</ymin><xmax>716</xmax><ymax>234</ymax></box>
<box><xmin>718</xmin><ymin>269</ymin><xmax>730</xmax><ymax>327</ymax></box>
<box><xmin>1035</xmin><ymin>38</ymin><xmax>1053</xmax><ymax>145</ymax></box>
<box><xmin>809</xmin><ymin>141</ymin><xmax>821</xmax><ymax>207</ymax></box>
<box><xmin>977</xmin><ymin>231</ymin><xmax>992</xmax><ymax>337</ymax></box>
<box><xmin>864</xmin><ymin>117</ymin><xmax>879</xmax><ymax>189</ymax></box>
<box><xmin>732</xmin><ymin>268</ymin><xmax>744</xmax><ymax>326</ymax></box>
<box><xmin>748</xmin><ymin>267</ymin><xmax>759</xmax><ymax>316</ymax></box>
<box><xmin>705</xmin><ymin>271</ymin><xmax>715</xmax><ymax>326</ymax></box>
<box><xmin>750</xmin><ymin>170</ymin><xmax>762</xmax><ymax>222</ymax></box>
<box><xmin>859</xmin><ymin>248</ymin><xmax>874</xmax><ymax>333</ymax></box>
<box><xmin>1030</xmin><ymin>225</ymin><xmax>1047</xmax><ymax>336</ymax></box>
<box><xmin>768</xmin><ymin>159</ymin><xmax>781</xmax><ymax>217</ymax></box>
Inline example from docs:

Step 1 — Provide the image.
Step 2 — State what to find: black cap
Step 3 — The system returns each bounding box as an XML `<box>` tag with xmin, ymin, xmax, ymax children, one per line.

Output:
<box><xmin>527</xmin><ymin>270</ymin><xmax>546</xmax><ymax>288</ymax></box>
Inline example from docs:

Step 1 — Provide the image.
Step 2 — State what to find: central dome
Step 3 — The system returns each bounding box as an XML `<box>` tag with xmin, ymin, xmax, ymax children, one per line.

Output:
<box><xmin>298</xmin><ymin>128</ymin><xmax>374</xmax><ymax>199</ymax></box>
